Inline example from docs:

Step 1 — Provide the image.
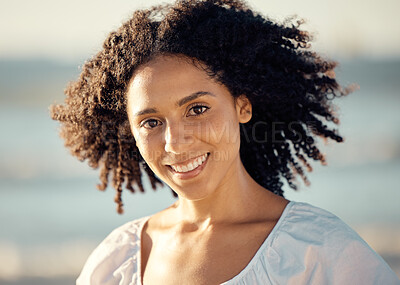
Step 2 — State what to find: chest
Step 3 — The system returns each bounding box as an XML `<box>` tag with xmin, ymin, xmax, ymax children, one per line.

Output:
<box><xmin>141</xmin><ymin>223</ymin><xmax>274</xmax><ymax>285</ymax></box>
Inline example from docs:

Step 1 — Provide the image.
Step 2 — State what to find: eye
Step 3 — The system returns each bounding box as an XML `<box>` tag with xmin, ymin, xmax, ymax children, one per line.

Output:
<box><xmin>187</xmin><ymin>104</ymin><xmax>210</xmax><ymax>117</ymax></box>
<box><xmin>140</xmin><ymin>119</ymin><xmax>162</xmax><ymax>129</ymax></box>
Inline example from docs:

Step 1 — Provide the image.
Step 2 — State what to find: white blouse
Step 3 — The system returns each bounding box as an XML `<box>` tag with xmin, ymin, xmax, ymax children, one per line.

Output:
<box><xmin>76</xmin><ymin>201</ymin><xmax>400</xmax><ymax>284</ymax></box>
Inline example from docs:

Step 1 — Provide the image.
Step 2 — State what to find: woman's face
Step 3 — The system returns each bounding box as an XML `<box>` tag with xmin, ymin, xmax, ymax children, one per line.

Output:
<box><xmin>126</xmin><ymin>56</ymin><xmax>251</xmax><ymax>200</ymax></box>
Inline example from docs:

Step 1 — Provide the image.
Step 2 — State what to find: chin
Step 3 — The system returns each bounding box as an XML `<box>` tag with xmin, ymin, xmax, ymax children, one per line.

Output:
<box><xmin>174</xmin><ymin>188</ymin><xmax>214</xmax><ymax>201</ymax></box>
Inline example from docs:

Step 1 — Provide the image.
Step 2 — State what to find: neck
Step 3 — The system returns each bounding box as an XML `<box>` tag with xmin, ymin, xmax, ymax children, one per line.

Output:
<box><xmin>174</xmin><ymin>157</ymin><xmax>266</xmax><ymax>226</ymax></box>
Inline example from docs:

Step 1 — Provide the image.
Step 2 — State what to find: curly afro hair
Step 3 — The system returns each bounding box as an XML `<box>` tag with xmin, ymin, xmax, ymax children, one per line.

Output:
<box><xmin>50</xmin><ymin>0</ymin><xmax>352</xmax><ymax>214</ymax></box>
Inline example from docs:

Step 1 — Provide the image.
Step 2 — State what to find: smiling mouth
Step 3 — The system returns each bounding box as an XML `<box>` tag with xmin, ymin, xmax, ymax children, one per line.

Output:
<box><xmin>169</xmin><ymin>153</ymin><xmax>209</xmax><ymax>173</ymax></box>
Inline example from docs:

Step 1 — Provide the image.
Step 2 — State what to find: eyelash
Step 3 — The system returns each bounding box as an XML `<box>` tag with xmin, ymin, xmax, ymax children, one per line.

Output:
<box><xmin>186</xmin><ymin>103</ymin><xmax>210</xmax><ymax>117</ymax></box>
<box><xmin>140</xmin><ymin>103</ymin><xmax>210</xmax><ymax>129</ymax></box>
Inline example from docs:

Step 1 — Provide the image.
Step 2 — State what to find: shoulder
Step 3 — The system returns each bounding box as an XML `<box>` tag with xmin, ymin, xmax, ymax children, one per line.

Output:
<box><xmin>76</xmin><ymin>216</ymin><xmax>150</xmax><ymax>285</ymax></box>
<box><xmin>274</xmin><ymin>201</ymin><xmax>359</xmax><ymax>244</ymax></box>
<box><xmin>263</xmin><ymin>201</ymin><xmax>400</xmax><ymax>284</ymax></box>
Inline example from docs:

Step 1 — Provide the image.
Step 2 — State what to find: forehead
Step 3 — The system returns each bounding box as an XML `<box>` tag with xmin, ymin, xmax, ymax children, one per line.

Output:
<box><xmin>129</xmin><ymin>56</ymin><xmax>208</xmax><ymax>92</ymax></box>
<box><xmin>126</xmin><ymin>56</ymin><xmax>221</xmax><ymax>108</ymax></box>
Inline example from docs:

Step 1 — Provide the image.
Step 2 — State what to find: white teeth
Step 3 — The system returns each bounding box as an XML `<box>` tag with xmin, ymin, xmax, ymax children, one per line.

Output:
<box><xmin>170</xmin><ymin>153</ymin><xmax>208</xmax><ymax>173</ymax></box>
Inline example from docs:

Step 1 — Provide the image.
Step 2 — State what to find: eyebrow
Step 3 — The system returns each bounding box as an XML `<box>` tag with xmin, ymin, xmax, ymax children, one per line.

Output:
<box><xmin>133</xmin><ymin>91</ymin><xmax>215</xmax><ymax>117</ymax></box>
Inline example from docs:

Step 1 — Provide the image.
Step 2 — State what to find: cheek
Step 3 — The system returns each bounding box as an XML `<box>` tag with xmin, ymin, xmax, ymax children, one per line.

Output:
<box><xmin>199</xmin><ymin>113</ymin><xmax>240</xmax><ymax>145</ymax></box>
<box><xmin>134</xmin><ymin>132</ymin><xmax>162</xmax><ymax>164</ymax></box>
<box><xmin>195</xmin><ymin>113</ymin><xmax>241</xmax><ymax>164</ymax></box>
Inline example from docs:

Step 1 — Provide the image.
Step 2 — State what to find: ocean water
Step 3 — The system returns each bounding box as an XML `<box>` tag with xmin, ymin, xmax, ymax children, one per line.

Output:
<box><xmin>0</xmin><ymin>58</ymin><xmax>399</xmax><ymax>283</ymax></box>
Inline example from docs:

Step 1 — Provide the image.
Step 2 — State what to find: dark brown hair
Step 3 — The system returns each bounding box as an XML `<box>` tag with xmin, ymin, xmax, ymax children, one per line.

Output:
<box><xmin>50</xmin><ymin>0</ymin><xmax>352</xmax><ymax>213</ymax></box>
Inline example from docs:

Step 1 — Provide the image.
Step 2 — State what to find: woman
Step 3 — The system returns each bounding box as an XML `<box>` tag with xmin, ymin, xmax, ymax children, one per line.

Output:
<box><xmin>50</xmin><ymin>0</ymin><xmax>399</xmax><ymax>284</ymax></box>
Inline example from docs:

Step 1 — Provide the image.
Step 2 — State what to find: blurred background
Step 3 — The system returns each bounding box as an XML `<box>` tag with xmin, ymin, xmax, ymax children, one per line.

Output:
<box><xmin>0</xmin><ymin>0</ymin><xmax>399</xmax><ymax>284</ymax></box>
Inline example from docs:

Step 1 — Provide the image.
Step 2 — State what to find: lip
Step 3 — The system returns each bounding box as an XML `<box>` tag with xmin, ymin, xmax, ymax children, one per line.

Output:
<box><xmin>167</xmin><ymin>153</ymin><xmax>210</xmax><ymax>180</ymax></box>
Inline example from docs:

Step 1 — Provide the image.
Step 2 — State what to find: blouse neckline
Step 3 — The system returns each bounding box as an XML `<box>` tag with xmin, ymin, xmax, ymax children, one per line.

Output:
<box><xmin>220</xmin><ymin>200</ymin><xmax>294</xmax><ymax>284</ymax></box>
<box><xmin>136</xmin><ymin>201</ymin><xmax>295</xmax><ymax>285</ymax></box>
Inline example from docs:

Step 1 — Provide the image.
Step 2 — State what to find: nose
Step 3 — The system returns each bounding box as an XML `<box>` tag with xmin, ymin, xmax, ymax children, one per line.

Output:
<box><xmin>164</xmin><ymin>121</ymin><xmax>194</xmax><ymax>154</ymax></box>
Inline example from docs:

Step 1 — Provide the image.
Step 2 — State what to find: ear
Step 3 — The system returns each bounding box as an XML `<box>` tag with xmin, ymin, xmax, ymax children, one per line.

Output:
<box><xmin>235</xmin><ymin>95</ymin><xmax>252</xmax><ymax>123</ymax></box>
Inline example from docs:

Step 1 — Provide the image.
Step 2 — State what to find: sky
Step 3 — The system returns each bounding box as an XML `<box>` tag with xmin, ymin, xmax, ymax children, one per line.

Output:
<box><xmin>0</xmin><ymin>0</ymin><xmax>399</xmax><ymax>63</ymax></box>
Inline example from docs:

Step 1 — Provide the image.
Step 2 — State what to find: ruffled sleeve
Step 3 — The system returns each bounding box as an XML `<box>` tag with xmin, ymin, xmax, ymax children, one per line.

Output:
<box><xmin>76</xmin><ymin>216</ymin><xmax>148</xmax><ymax>285</ymax></box>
